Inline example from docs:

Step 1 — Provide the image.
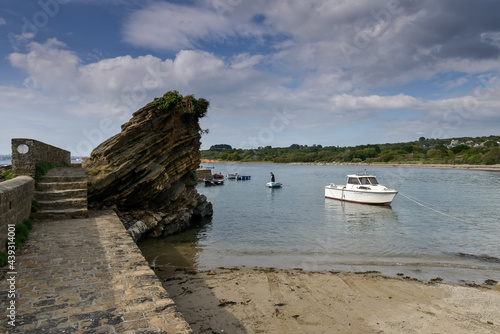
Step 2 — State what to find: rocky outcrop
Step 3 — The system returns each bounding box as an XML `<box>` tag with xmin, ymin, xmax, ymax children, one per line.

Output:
<box><xmin>86</xmin><ymin>91</ymin><xmax>213</xmax><ymax>241</ymax></box>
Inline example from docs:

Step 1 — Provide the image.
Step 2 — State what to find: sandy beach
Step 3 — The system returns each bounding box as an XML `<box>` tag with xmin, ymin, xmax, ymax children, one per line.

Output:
<box><xmin>160</xmin><ymin>267</ymin><xmax>500</xmax><ymax>334</ymax></box>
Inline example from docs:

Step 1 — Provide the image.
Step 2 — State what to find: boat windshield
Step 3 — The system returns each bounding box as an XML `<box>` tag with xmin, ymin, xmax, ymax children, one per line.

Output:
<box><xmin>359</xmin><ymin>177</ymin><xmax>371</xmax><ymax>185</ymax></box>
<box><xmin>368</xmin><ymin>177</ymin><xmax>379</xmax><ymax>185</ymax></box>
<box><xmin>347</xmin><ymin>177</ymin><xmax>360</xmax><ymax>185</ymax></box>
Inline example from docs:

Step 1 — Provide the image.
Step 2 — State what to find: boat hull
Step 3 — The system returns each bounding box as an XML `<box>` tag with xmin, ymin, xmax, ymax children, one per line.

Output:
<box><xmin>325</xmin><ymin>186</ymin><xmax>397</xmax><ymax>206</ymax></box>
<box><xmin>204</xmin><ymin>179</ymin><xmax>224</xmax><ymax>186</ymax></box>
<box><xmin>267</xmin><ymin>182</ymin><xmax>282</xmax><ymax>188</ymax></box>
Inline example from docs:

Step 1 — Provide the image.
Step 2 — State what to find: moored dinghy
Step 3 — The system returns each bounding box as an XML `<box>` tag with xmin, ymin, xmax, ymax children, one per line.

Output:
<box><xmin>325</xmin><ymin>174</ymin><xmax>397</xmax><ymax>205</ymax></box>
<box><xmin>205</xmin><ymin>173</ymin><xmax>225</xmax><ymax>186</ymax></box>
<box><xmin>267</xmin><ymin>182</ymin><xmax>282</xmax><ymax>188</ymax></box>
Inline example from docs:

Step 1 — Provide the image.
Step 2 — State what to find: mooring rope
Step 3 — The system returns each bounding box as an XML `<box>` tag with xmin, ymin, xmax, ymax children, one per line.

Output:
<box><xmin>398</xmin><ymin>192</ymin><xmax>444</xmax><ymax>210</ymax></box>
<box><xmin>398</xmin><ymin>191</ymin><xmax>472</xmax><ymax>224</ymax></box>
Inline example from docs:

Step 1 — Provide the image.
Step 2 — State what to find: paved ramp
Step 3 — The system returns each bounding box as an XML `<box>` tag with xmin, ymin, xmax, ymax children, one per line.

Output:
<box><xmin>0</xmin><ymin>210</ymin><xmax>192</xmax><ymax>333</ymax></box>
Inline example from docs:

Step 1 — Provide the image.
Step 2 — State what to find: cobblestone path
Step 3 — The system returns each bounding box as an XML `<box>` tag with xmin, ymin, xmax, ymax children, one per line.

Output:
<box><xmin>0</xmin><ymin>210</ymin><xmax>192</xmax><ymax>333</ymax></box>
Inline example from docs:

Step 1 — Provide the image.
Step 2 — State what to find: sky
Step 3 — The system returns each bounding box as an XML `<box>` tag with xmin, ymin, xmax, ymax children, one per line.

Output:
<box><xmin>0</xmin><ymin>0</ymin><xmax>499</xmax><ymax>156</ymax></box>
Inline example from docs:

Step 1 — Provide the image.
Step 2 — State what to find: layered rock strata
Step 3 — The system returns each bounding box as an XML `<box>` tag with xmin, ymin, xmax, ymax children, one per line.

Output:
<box><xmin>86</xmin><ymin>91</ymin><xmax>213</xmax><ymax>241</ymax></box>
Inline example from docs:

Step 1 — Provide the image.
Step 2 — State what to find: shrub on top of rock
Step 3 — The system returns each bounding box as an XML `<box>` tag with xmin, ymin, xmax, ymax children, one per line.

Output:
<box><xmin>153</xmin><ymin>91</ymin><xmax>209</xmax><ymax>121</ymax></box>
<box><xmin>153</xmin><ymin>90</ymin><xmax>183</xmax><ymax>111</ymax></box>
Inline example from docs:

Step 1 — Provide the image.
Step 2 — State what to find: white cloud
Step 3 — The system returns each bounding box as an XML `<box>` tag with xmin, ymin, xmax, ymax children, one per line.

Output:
<box><xmin>442</xmin><ymin>77</ymin><xmax>468</xmax><ymax>90</ymax></box>
<box><xmin>481</xmin><ymin>31</ymin><xmax>500</xmax><ymax>48</ymax></box>
<box><xmin>123</xmin><ymin>2</ymin><xmax>264</xmax><ymax>51</ymax></box>
<box><xmin>6</xmin><ymin>38</ymin><xmax>499</xmax><ymax>138</ymax></box>
<box><xmin>230</xmin><ymin>53</ymin><xmax>265</xmax><ymax>70</ymax></box>
<box><xmin>120</xmin><ymin>1</ymin><xmax>500</xmax><ymax>92</ymax></box>
<box><xmin>0</xmin><ymin>17</ymin><xmax>6</xmax><ymax>25</ymax></box>
<box><xmin>330</xmin><ymin>94</ymin><xmax>423</xmax><ymax>111</ymax></box>
<box><xmin>9</xmin><ymin>39</ymin><xmax>80</xmax><ymax>95</ymax></box>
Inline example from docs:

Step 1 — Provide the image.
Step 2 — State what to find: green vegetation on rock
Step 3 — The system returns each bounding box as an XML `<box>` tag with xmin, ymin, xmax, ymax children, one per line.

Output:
<box><xmin>2</xmin><ymin>169</ymin><xmax>12</xmax><ymax>180</ymax></box>
<box><xmin>153</xmin><ymin>90</ymin><xmax>183</xmax><ymax>111</ymax></box>
<box><xmin>31</xmin><ymin>200</ymin><xmax>40</xmax><ymax>214</ymax></box>
<box><xmin>153</xmin><ymin>90</ymin><xmax>209</xmax><ymax>120</ymax></box>
<box><xmin>3</xmin><ymin>217</ymin><xmax>34</xmax><ymax>256</ymax></box>
<box><xmin>181</xmin><ymin>95</ymin><xmax>209</xmax><ymax>119</ymax></box>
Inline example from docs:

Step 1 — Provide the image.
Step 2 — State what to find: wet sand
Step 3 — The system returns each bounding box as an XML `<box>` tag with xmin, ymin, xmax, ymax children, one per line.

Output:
<box><xmin>160</xmin><ymin>267</ymin><xmax>500</xmax><ymax>334</ymax></box>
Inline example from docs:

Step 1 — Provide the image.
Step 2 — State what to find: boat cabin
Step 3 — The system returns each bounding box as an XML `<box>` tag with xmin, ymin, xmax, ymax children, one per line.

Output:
<box><xmin>347</xmin><ymin>175</ymin><xmax>379</xmax><ymax>186</ymax></box>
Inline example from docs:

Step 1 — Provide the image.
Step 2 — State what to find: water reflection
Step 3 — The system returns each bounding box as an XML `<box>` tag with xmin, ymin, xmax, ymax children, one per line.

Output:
<box><xmin>324</xmin><ymin>199</ymin><xmax>398</xmax><ymax>235</ymax></box>
<box><xmin>137</xmin><ymin>217</ymin><xmax>212</xmax><ymax>275</ymax></box>
<box><xmin>267</xmin><ymin>185</ymin><xmax>282</xmax><ymax>200</ymax></box>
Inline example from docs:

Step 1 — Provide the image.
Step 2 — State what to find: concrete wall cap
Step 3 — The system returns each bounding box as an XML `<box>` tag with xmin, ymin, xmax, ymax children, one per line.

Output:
<box><xmin>0</xmin><ymin>176</ymin><xmax>35</xmax><ymax>193</ymax></box>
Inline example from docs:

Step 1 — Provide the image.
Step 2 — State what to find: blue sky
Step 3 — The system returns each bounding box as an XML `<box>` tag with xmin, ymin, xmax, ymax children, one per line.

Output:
<box><xmin>1</xmin><ymin>0</ymin><xmax>499</xmax><ymax>156</ymax></box>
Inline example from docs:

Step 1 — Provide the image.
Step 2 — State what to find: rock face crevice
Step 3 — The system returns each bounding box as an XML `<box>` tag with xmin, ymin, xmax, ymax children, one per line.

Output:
<box><xmin>86</xmin><ymin>92</ymin><xmax>213</xmax><ymax>241</ymax></box>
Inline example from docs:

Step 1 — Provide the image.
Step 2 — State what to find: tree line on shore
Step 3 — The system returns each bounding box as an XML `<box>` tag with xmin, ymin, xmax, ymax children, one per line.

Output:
<box><xmin>201</xmin><ymin>136</ymin><xmax>500</xmax><ymax>165</ymax></box>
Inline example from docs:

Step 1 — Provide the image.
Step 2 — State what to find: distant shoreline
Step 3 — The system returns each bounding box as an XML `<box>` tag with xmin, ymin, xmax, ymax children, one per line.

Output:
<box><xmin>200</xmin><ymin>159</ymin><xmax>500</xmax><ymax>172</ymax></box>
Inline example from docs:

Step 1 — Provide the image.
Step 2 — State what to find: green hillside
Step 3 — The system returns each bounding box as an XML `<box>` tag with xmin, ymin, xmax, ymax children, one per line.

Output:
<box><xmin>201</xmin><ymin>135</ymin><xmax>500</xmax><ymax>165</ymax></box>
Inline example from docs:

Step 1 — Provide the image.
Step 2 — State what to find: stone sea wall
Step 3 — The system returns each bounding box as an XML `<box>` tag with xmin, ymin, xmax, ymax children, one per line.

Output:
<box><xmin>0</xmin><ymin>176</ymin><xmax>34</xmax><ymax>251</ymax></box>
<box><xmin>11</xmin><ymin>138</ymin><xmax>70</xmax><ymax>178</ymax></box>
<box><xmin>195</xmin><ymin>168</ymin><xmax>212</xmax><ymax>181</ymax></box>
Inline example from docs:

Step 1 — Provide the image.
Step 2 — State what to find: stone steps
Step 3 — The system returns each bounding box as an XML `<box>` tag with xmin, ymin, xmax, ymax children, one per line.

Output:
<box><xmin>36</xmin><ymin>198</ymin><xmax>88</xmax><ymax>211</ymax></box>
<box><xmin>40</xmin><ymin>175</ymin><xmax>87</xmax><ymax>183</ymax></box>
<box><xmin>35</xmin><ymin>189</ymin><xmax>87</xmax><ymax>201</ymax></box>
<box><xmin>35</xmin><ymin>167</ymin><xmax>89</xmax><ymax>220</ymax></box>
<box><xmin>36</xmin><ymin>181</ymin><xmax>87</xmax><ymax>191</ymax></box>
<box><xmin>35</xmin><ymin>208</ymin><xmax>89</xmax><ymax>220</ymax></box>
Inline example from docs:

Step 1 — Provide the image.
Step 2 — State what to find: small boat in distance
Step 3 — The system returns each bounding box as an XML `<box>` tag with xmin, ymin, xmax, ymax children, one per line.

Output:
<box><xmin>325</xmin><ymin>174</ymin><xmax>397</xmax><ymax>206</ymax></box>
<box><xmin>226</xmin><ymin>173</ymin><xmax>238</xmax><ymax>179</ymax></box>
<box><xmin>267</xmin><ymin>182</ymin><xmax>282</xmax><ymax>188</ymax></box>
<box><xmin>204</xmin><ymin>178</ymin><xmax>224</xmax><ymax>186</ymax></box>
<box><xmin>237</xmin><ymin>175</ymin><xmax>251</xmax><ymax>180</ymax></box>
<box><xmin>205</xmin><ymin>173</ymin><xmax>225</xmax><ymax>186</ymax></box>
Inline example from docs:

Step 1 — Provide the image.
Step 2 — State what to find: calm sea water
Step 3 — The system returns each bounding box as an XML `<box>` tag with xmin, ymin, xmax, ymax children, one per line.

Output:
<box><xmin>138</xmin><ymin>163</ymin><xmax>500</xmax><ymax>284</ymax></box>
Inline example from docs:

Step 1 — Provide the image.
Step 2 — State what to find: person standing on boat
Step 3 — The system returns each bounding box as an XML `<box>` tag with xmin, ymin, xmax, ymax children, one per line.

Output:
<box><xmin>270</xmin><ymin>172</ymin><xmax>275</xmax><ymax>182</ymax></box>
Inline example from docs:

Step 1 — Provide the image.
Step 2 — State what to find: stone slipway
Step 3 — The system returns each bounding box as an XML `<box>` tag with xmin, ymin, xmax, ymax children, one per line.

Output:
<box><xmin>0</xmin><ymin>210</ymin><xmax>192</xmax><ymax>333</ymax></box>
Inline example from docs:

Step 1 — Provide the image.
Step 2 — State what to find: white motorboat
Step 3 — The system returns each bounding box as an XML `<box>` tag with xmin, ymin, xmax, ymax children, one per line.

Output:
<box><xmin>267</xmin><ymin>182</ymin><xmax>282</xmax><ymax>188</ymax></box>
<box><xmin>325</xmin><ymin>174</ymin><xmax>397</xmax><ymax>206</ymax></box>
<box><xmin>226</xmin><ymin>173</ymin><xmax>238</xmax><ymax>179</ymax></box>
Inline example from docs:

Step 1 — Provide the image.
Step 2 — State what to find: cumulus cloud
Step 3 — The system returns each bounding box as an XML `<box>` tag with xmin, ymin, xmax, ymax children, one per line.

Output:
<box><xmin>6</xmin><ymin>36</ymin><xmax>500</xmax><ymax>146</ymax></box>
<box><xmin>120</xmin><ymin>0</ymin><xmax>500</xmax><ymax>92</ymax></box>
<box><xmin>6</xmin><ymin>38</ymin><xmax>283</xmax><ymax>117</ymax></box>
<box><xmin>240</xmin><ymin>1</ymin><xmax>500</xmax><ymax>86</ymax></box>
<box><xmin>9</xmin><ymin>39</ymin><xmax>80</xmax><ymax>95</ymax></box>
<box><xmin>123</xmin><ymin>2</ymin><xmax>265</xmax><ymax>51</ymax></box>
